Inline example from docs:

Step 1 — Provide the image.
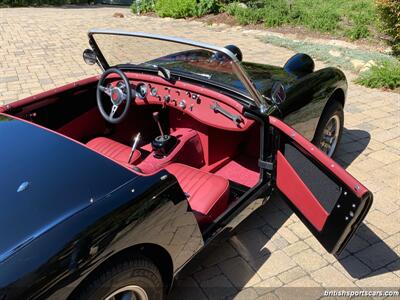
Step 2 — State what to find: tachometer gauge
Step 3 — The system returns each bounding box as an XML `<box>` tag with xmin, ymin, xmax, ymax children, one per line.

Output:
<box><xmin>136</xmin><ymin>83</ymin><xmax>147</xmax><ymax>99</ymax></box>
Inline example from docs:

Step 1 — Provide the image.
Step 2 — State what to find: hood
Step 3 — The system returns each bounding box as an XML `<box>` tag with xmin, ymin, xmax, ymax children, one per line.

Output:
<box><xmin>242</xmin><ymin>62</ymin><xmax>298</xmax><ymax>97</ymax></box>
<box><xmin>0</xmin><ymin>115</ymin><xmax>136</xmax><ymax>262</ymax></box>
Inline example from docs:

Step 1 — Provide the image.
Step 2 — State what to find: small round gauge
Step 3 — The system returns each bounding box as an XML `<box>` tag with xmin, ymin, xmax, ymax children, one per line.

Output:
<box><xmin>150</xmin><ymin>86</ymin><xmax>158</xmax><ymax>97</ymax></box>
<box><xmin>136</xmin><ymin>83</ymin><xmax>147</xmax><ymax>99</ymax></box>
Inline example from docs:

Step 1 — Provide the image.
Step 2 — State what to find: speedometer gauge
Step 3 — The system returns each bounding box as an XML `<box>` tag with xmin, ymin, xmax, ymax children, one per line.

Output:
<box><xmin>136</xmin><ymin>83</ymin><xmax>147</xmax><ymax>99</ymax></box>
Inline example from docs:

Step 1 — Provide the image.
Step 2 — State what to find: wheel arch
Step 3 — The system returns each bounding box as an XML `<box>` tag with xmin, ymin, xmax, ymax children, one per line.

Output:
<box><xmin>67</xmin><ymin>243</ymin><xmax>174</xmax><ymax>299</ymax></box>
<box><xmin>312</xmin><ymin>88</ymin><xmax>345</xmax><ymax>142</ymax></box>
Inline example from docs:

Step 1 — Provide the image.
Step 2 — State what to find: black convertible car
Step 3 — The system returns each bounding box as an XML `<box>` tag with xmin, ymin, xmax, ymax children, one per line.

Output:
<box><xmin>0</xmin><ymin>30</ymin><xmax>371</xmax><ymax>300</ymax></box>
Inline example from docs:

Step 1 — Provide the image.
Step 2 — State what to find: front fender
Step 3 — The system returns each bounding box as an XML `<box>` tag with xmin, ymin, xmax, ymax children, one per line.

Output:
<box><xmin>279</xmin><ymin>67</ymin><xmax>347</xmax><ymax>140</ymax></box>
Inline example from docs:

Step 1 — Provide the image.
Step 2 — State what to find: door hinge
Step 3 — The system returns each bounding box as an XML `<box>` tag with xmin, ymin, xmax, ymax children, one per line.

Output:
<box><xmin>258</xmin><ymin>159</ymin><xmax>274</xmax><ymax>171</ymax></box>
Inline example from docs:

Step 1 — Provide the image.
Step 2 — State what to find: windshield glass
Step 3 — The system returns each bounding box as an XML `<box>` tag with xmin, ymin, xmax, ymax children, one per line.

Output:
<box><xmin>91</xmin><ymin>32</ymin><xmax>260</xmax><ymax>100</ymax></box>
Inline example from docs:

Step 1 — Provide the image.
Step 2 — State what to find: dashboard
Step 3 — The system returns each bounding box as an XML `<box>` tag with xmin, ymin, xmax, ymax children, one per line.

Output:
<box><xmin>116</xmin><ymin>73</ymin><xmax>254</xmax><ymax>131</ymax></box>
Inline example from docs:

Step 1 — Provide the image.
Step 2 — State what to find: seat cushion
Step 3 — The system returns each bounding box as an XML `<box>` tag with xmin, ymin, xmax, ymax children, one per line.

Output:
<box><xmin>166</xmin><ymin>163</ymin><xmax>229</xmax><ymax>223</ymax></box>
<box><xmin>86</xmin><ymin>137</ymin><xmax>141</xmax><ymax>165</ymax></box>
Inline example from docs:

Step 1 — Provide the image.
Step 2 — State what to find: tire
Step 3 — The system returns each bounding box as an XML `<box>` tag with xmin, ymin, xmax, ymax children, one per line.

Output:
<box><xmin>312</xmin><ymin>101</ymin><xmax>344</xmax><ymax>158</ymax></box>
<box><xmin>76</xmin><ymin>255</ymin><xmax>164</xmax><ymax>300</ymax></box>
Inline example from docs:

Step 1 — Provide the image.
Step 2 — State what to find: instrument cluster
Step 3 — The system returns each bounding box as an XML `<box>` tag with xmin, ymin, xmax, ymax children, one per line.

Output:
<box><xmin>129</xmin><ymin>79</ymin><xmax>254</xmax><ymax>131</ymax></box>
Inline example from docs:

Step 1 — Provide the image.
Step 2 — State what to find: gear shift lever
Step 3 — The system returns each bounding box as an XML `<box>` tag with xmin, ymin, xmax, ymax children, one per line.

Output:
<box><xmin>153</xmin><ymin>112</ymin><xmax>165</xmax><ymax>137</ymax></box>
<box><xmin>151</xmin><ymin>111</ymin><xmax>177</xmax><ymax>158</ymax></box>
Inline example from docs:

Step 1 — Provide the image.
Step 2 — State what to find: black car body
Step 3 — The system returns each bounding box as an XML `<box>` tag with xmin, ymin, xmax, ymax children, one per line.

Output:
<box><xmin>0</xmin><ymin>30</ymin><xmax>370</xmax><ymax>300</ymax></box>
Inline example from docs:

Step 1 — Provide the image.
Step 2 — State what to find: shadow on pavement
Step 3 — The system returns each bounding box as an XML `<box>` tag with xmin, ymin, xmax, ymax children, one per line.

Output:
<box><xmin>170</xmin><ymin>191</ymin><xmax>398</xmax><ymax>298</ymax></box>
<box><xmin>335</xmin><ymin>128</ymin><xmax>371</xmax><ymax>168</ymax></box>
<box><xmin>338</xmin><ymin>224</ymin><xmax>400</xmax><ymax>279</ymax></box>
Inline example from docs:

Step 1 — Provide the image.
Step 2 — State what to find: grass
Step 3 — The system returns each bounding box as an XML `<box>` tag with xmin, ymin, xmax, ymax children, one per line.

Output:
<box><xmin>355</xmin><ymin>61</ymin><xmax>400</xmax><ymax>90</ymax></box>
<box><xmin>261</xmin><ymin>35</ymin><xmax>400</xmax><ymax>90</ymax></box>
<box><xmin>225</xmin><ymin>0</ymin><xmax>377</xmax><ymax>41</ymax></box>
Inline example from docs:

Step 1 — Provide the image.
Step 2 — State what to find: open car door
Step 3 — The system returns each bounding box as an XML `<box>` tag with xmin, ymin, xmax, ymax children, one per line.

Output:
<box><xmin>269</xmin><ymin>116</ymin><xmax>373</xmax><ymax>255</ymax></box>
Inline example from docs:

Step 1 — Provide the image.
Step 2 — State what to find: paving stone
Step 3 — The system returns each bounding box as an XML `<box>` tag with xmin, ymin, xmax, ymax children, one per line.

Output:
<box><xmin>355</xmin><ymin>268</ymin><xmax>400</xmax><ymax>287</ymax></box>
<box><xmin>218</xmin><ymin>256</ymin><xmax>262</xmax><ymax>288</ymax></box>
<box><xmin>288</xmin><ymin>222</ymin><xmax>312</xmax><ymax>240</ymax></box>
<box><xmin>355</xmin><ymin>242</ymin><xmax>399</xmax><ymax>271</ymax></box>
<box><xmin>254</xmin><ymin>250</ymin><xmax>297</xmax><ymax>280</ymax></box>
<box><xmin>286</xmin><ymin>276</ymin><xmax>322</xmax><ymax>288</ymax></box>
<box><xmin>200</xmin><ymin>241</ymin><xmax>238</xmax><ymax>267</ymax></box>
<box><xmin>231</xmin><ymin>287</ymin><xmax>259</xmax><ymax>300</ymax></box>
<box><xmin>277</xmin><ymin>266</ymin><xmax>307</xmax><ymax>284</ymax></box>
<box><xmin>256</xmin><ymin>292</ymin><xmax>280</xmax><ymax>300</ymax></box>
<box><xmin>346</xmin><ymin>235</ymin><xmax>371</xmax><ymax>254</ymax></box>
<box><xmin>199</xmin><ymin>274</ymin><xmax>237</xmax><ymax>299</ymax></box>
<box><xmin>311</xmin><ymin>265</ymin><xmax>356</xmax><ymax>287</ymax></box>
<box><xmin>253</xmin><ymin>276</ymin><xmax>283</xmax><ymax>295</ymax></box>
<box><xmin>365</xmin><ymin>211</ymin><xmax>399</xmax><ymax>236</ymax></box>
<box><xmin>230</xmin><ymin>229</ymin><xmax>272</xmax><ymax>263</ymax></box>
<box><xmin>333</xmin><ymin>255</ymin><xmax>372</xmax><ymax>280</ymax></box>
<box><xmin>283</xmin><ymin>241</ymin><xmax>309</xmax><ymax>257</ymax></box>
<box><xmin>168</xmin><ymin>277</ymin><xmax>208</xmax><ymax>300</ymax></box>
<box><xmin>193</xmin><ymin>265</ymin><xmax>221</xmax><ymax>283</ymax></box>
<box><xmin>292</xmin><ymin>249</ymin><xmax>328</xmax><ymax>273</ymax></box>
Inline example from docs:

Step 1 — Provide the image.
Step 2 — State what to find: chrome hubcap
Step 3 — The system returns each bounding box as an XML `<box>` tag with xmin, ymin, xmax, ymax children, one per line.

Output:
<box><xmin>320</xmin><ymin>115</ymin><xmax>340</xmax><ymax>157</ymax></box>
<box><xmin>105</xmin><ymin>285</ymin><xmax>148</xmax><ymax>300</ymax></box>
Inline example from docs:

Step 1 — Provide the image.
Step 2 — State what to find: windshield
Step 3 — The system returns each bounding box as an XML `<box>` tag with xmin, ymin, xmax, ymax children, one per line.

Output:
<box><xmin>90</xmin><ymin>30</ymin><xmax>264</xmax><ymax>106</ymax></box>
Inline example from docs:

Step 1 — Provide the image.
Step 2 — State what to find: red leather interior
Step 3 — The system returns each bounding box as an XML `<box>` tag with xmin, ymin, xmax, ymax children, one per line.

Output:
<box><xmin>214</xmin><ymin>154</ymin><xmax>259</xmax><ymax>187</ymax></box>
<box><xmin>57</xmin><ymin>108</ymin><xmax>106</xmax><ymax>142</ymax></box>
<box><xmin>166</xmin><ymin>163</ymin><xmax>230</xmax><ymax>224</ymax></box>
<box><xmin>136</xmin><ymin>128</ymin><xmax>204</xmax><ymax>173</ymax></box>
<box><xmin>86</xmin><ymin>137</ymin><xmax>141</xmax><ymax>165</ymax></box>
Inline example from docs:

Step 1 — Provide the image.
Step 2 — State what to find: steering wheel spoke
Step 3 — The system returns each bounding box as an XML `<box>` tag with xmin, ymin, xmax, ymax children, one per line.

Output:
<box><xmin>99</xmin><ymin>85</ymin><xmax>112</xmax><ymax>96</ymax></box>
<box><xmin>97</xmin><ymin>68</ymin><xmax>133</xmax><ymax>124</ymax></box>
<box><xmin>110</xmin><ymin>104</ymin><xmax>118</xmax><ymax>118</ymax></box>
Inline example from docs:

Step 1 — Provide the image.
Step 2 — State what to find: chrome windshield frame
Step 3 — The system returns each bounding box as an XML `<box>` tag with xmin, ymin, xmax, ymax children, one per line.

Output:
<box><xmin>88</xmin><ymin>29</ymin><xmax>267</xmax><ymax>111</ymax></box>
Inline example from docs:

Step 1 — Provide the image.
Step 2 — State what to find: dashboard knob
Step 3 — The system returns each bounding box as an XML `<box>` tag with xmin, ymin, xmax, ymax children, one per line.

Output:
<box><xmin>163</xmin><ymin>95</ymin><xmax>171</xmax><ymax>103</ymax></box>
<box><xmin>178</xmin><ymin>100</ymin><xmax>186</xmax><ymax>109</ymax></box>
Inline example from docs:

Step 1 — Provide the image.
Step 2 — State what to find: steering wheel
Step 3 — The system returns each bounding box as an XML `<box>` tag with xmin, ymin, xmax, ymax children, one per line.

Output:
<box><xmin>97</xmin><ymin>68</ymin><xmax>133</xmax><ymax>124</ymax></box>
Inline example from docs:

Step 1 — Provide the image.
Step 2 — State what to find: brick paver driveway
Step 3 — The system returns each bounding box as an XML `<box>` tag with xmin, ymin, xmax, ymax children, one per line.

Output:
<box><xmin>1</xmin><ymin>7</ymin><xmax>399</xmax><ymax>299</ymax></box>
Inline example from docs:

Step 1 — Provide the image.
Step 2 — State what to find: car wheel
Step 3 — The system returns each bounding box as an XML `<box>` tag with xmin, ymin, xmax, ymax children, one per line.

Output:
<box><xmin>313</xmin><ymin>101</ymin><xmax>344</xmax><ymax>157</ymax></box>
<box><xmin>76</xmin><ymin>255</ymin><xmax>164</xmax><ymax>300</ymax></box>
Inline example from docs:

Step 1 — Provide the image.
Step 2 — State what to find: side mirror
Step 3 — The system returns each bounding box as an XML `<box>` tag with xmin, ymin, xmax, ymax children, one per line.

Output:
<box><xmin>271</xmin><ymin>82</ymin><xmax>286</xmax><ymax>104</ymax></box>
<box><xmin>83</xmin><ymin>49</ymin><xmax>97</xmax><ymax>65</ymax></box>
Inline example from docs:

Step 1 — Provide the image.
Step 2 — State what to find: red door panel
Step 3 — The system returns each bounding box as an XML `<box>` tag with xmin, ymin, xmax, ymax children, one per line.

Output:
<box><xmin>269</xmin><ymin>116</ymin><xmax>373</xmax><ymax>255</ymax></box>
<box><xmin>276</xmin><ymin>151</ymin><xmax>328</xmax><ymax>231</ymax></box>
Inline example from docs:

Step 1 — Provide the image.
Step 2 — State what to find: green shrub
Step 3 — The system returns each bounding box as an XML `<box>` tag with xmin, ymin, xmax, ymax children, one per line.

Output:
<box><xmin>376</xmin><ymin>0</ymin><xmax>400</xmax><ymax>56</ymax></box>
<box><xmin>195</xmin><ymin>0</ymin><xmax>221</xmax><ymax>17</ymax></box>
<box><xmin>224</xmin><ymin>0</ymin><xmax>376</xmax><ymax>39</ymax></box>
<box><xmin>0</xmin><ymin>0</ymin><xmax>87</xmax><ymax>6</ymax></box>
<box><xmin>262</xmin><ymin>0</ymin><xmax>290</xmax><ymax>27</ymax></box>
<box><xmin>155</xmin><ymin>0</ymin><xmax>196</xmax><ymax>18</ymax></box>
<box><xmin>224</xmin><ymin>3</ymin><xmax>264</xmax><ymax>25</ymax></box>
<box><xmin>355</xmin><ymin>60</ymin><xmax>400</xmax><ymax>89</ymax></box>
<box><xmin>131</xmin><ymin>0</ymin><xmax>155</xmax><ymax>14</ymax></box>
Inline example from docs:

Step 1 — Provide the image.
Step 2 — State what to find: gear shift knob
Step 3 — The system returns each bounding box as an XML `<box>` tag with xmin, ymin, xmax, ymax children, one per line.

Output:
<box><xmin>152</xmin><ymin>111</ymin><xmax>165</xmax><ymax>136</ymax></box>
<box><xmin>152</xmin><ymin>112</ymin><xmax>160</xmax><ymax>123</ymax></box>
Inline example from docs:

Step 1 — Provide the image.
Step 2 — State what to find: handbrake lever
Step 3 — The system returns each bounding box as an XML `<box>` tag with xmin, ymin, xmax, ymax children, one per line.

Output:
<box><xmin>128</xmin><ymin>132</ymin><xmax>141</xmax><ymax>163</ymax></box>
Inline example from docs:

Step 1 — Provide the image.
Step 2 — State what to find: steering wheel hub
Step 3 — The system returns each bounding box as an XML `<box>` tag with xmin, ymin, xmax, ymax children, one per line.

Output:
<box><xmin>96</xmin><ymin>68</ymin><xmax>133</xmax><ymax>124</ymax></box>
<box><xmin>111</xmin><ymin>87</ymin><xmax>124</xmax><ymax>105</ymax></box>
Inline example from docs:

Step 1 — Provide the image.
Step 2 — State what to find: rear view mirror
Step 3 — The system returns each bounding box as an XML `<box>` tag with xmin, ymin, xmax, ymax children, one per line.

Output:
<box><xmin>83</xmin><ymin>49</ymin><xmax>97</xmax><ymax>65</ymax></box>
